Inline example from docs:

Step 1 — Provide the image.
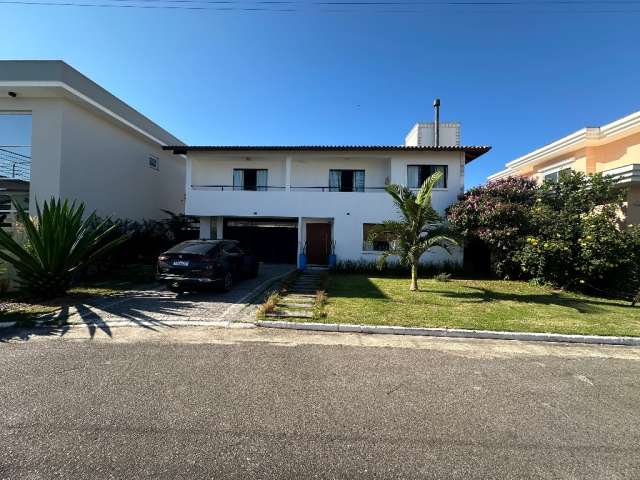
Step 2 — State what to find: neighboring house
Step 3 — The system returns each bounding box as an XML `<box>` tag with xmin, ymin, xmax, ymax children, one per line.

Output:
<box><xmin>0</xmin><ymin>61</ymin><xmax>185</xmax><ymax>221</ymax></box>
<box><xmin>164</xmin><ymin>122</ymin><xmax>490</xmax><ymax>266</ymax></box>
<box><xmin>0</xmin><ymin>178</ymin><xmax>29</xmax><ymax>230</ymax></box>
<box><xmin>489</xmin><ymin>110</ymin><xmax>640</xmax><ymax>225</ymax></box>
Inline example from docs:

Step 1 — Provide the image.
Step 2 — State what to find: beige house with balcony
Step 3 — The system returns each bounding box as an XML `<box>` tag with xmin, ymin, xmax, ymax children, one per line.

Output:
<box><xmin>488</xmin><ymin>110</ymin><xmax>640</xmax><ymax>224</ymax></box>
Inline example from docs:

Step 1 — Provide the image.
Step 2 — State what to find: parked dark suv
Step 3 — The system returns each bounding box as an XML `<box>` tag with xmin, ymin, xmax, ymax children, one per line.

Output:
<box><xmin>157</xmin><ymin>240</ymin><xmax>259</xmax><ymax>293</ymax></box>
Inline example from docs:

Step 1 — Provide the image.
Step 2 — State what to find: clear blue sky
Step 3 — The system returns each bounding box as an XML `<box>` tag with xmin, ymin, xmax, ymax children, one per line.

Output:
<box><xmin>1</xmin><ymin>1</ymin><xmax>639</xmax><ymax>187</ymax></box>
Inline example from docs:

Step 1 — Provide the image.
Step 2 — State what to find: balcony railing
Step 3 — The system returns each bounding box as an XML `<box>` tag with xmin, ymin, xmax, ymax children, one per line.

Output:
<box><xmin>191</xmin><ymin>184</ymin><xmax>387</xmax><ymax>192</ymax></box>
<box><xmin>191</xmin><ymin>185</ymin><xmax>286</xmax><ymax>191</ymax></box>
<box><xmin>290</xmin><ymin>186</ymin><xmax>387</xmax><ymax>192</ymax></box>
<box><xmin>0</xmin><ymin>146</ymin><xmax>31</xmax><ymax>182</ymax></box>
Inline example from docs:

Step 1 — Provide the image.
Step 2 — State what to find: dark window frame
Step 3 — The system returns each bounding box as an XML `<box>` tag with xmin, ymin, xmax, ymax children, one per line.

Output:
<box><xmin>407</xmin><ymin>165</ymin><xmax>448</xmax><ymax>189</ymax></box>
<box><xmin>329</xmin><ymin>169</ymin><xmax>366</xmax><ymax>192</ymax></box>
<box><xmin>233</xmin><ymin>168</ymin><xmax>268</xmax><ymax>191</ymax></box>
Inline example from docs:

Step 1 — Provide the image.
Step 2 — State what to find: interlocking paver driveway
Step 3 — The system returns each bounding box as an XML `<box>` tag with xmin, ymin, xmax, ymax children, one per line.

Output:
<box><xmin>52</xmin><ymin>264</ymin><xmax>294</xmax><ymax>331</ymax></box>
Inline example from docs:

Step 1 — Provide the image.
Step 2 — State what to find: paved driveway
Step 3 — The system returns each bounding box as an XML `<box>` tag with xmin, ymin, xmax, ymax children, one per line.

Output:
<box><xmin>49</xmin><ymin>263</ymin><xmax>294</xmax><ymax>334</ymax></box>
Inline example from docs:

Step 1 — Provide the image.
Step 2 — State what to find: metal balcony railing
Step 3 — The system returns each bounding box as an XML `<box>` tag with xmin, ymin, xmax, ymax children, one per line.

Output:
<box><xmin>191</xmin><ymin>185</ymin><xmax>286</xmax><ymax>191</ymax></box>
<box><xmin>0</xmin><ymin>146</ymin><xmax>31</xmax><ymax>182</ymax></box>
<box><xmin>191</xmin><ymin>184</ymin><xmax>387</xmax><ymax>192</ymax></box>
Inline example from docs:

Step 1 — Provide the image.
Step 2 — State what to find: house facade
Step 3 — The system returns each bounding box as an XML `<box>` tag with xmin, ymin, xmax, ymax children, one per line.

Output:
<box><xmin>165</xmin><ymin>124</ymin><xmax>490</xmax><ymax>267</ymax></box>
<box><xmin>488</xmin><ymin>110</ymin><xmax>640</xmax><ymax>225</ymax></box>
<box><xmin>0</xmin><ymin>61</ymin><xmax>185</xmax><ymax>221</ymax></box>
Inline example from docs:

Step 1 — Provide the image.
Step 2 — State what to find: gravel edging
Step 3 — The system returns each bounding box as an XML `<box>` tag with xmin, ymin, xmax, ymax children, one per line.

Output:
<box><xmin>255</xmin><ymin>320</ymin><xmax>640</xmax><ymax>346</ymax></box>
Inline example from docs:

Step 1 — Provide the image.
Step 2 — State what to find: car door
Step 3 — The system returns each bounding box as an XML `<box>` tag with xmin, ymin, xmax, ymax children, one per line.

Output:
<box><xmin>223</xmin><ymin>242</ymin><xmax>243</xmax><ymax>278</ymax></box>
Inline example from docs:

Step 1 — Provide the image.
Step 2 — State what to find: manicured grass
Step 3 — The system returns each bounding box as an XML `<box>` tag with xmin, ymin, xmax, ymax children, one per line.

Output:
<box><xmin>324</xmin><ymin>274</ymin><xmax>640</xmax><ymax>337</ymax></box>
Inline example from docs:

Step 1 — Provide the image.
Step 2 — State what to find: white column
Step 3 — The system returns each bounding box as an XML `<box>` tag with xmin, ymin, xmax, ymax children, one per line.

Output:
<box><xmin>185</xmin><ymin>156</ymin><xmax>192</xmax><ymax>212</ymax></box>
<box><xmin>199</xmin><ymin>217</ymin><xmax>211</xmax><ymax>240</ymax></box>
<box><xmin>216</xmin><ymin>216</ymin><xmax>224</xmax><ymax>240</ymax></box>
<box><xmin>285</xmin><ymin>156</ymin><xmax>292</xmax><ymax>191</ymax></box>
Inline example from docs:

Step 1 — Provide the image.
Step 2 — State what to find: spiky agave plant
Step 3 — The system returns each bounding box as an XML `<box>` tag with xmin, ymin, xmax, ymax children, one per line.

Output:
<box><xmin>0</xmin><ymin>198</ymin><xmax>126</xmax><ymax>298</ymax></box>
<box><xmin>369</xmin><ymin>171</ymin><xmax>459</xmax><ymax>291</ymax></box>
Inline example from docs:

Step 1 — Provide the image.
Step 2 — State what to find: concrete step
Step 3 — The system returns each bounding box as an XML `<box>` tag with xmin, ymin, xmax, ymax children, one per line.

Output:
<box><xmin>285</xmin><ymin>296</ymin><xmax>316</xmax><ymax>302</ymax></box>
<box><xmin>265</xmin><ymin>310</ymin><xmax>314</xmax><ymax>319</ymax></box>
<box><xmin>277</xmin><ymin>303</ymin><xmax>314</xmax><ymax>309</ymax></box>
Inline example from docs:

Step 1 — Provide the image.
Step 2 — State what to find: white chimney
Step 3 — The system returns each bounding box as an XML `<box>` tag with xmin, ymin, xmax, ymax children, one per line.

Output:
<box><xmin>404</xmin><ymin>122</ymin><xmax>461</xmax><ymax>147</ymax></box>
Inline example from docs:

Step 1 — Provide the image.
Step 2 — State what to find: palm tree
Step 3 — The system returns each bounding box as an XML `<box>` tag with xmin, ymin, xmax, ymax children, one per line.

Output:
<box><xmin>0</xmin><ymin>198</ymin><xmax>126</xmax><ymax>298</ymax></box>
<box><xmin>369</xmin><ymin>172</ymin><xmax>459</xmax><ymax>291</ymax></box>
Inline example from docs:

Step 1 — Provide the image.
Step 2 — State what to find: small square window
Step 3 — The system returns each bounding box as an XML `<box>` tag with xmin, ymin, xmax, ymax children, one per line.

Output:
<box><xmin>149</xmin><ymin>155</ymin><xmax>159</xmax><ymax>170</ymax></box>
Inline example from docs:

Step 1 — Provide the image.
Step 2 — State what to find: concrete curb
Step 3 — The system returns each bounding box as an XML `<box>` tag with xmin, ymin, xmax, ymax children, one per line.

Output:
<box><xmin>255</xmin><ymin>320</ymin><xmax>640</xmax><ymax>346</ymax></box>
<box><xmin>33</xmin><ymin>319</ymin><xmax>257</xmax><ymax>329</ymax></box>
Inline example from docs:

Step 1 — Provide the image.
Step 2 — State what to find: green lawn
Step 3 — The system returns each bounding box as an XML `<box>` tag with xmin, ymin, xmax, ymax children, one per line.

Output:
<box><xmin>324</xmin><ymin>274</ymin><xmax>640</xmax><ymax>337</ymax></box>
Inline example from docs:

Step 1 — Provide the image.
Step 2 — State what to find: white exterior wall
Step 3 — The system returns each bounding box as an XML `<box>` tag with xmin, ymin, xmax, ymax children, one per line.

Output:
<box><xmin>389</xmin><ymin>151</ymin><xmax>465</xmax><ymax>202</ymax></box>
<box><xmin>58</xmin><ymin>100</ymin><xmax>184</xmax><ymax>219</ymax></box>
<box><xmin>291</xmin><ymin>156</ymin><xmax>390</xmax><ymax>188</ymax></box>
<box><xmin>0</xmin><ymin>97</ymin><xmax>185</xmax><ymax>220</ymax></box>
<box><xmin>404</xmin><ymin>122</ymin><xmax>461</xmax><ymax>147</ymax></box>
<box><xmin>191</xmin><ymin>156</ymin><xmax>286</xmax><ymax>188</ymax></box>
<box><xmin>186</xmin><ymin>150</ymin><xmax>466</xmax><ymax>265</ymax></box>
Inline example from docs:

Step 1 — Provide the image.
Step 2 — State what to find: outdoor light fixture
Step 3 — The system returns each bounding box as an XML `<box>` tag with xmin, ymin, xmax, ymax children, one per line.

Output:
<box><xmin>8</xmin><ymin>91</ymin><xmax>17</xmax><ymax>98</ymax></box>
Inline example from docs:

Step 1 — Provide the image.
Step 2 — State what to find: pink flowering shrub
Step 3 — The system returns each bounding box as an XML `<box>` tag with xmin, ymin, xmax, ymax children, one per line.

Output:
<box><xmin>447</xmin><ymin>176</ymin><xmax>537</xmax><ymax>278</ymax></box>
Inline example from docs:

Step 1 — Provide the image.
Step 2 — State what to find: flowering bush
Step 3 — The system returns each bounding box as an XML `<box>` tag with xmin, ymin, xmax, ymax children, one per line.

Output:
<box><xmin>516</xmin><ymin>172</ymin><xmax>640</xmax><ymax>295</ymax></box>
<box><xmin>447</xmin><ymin>176</ymin><xmax>537</xmax><ymax>278</ymax></box>
<box><xmin>448</xmin><ymin>172</ymin><xmax>640</xmax><ymax>297</ymax></box>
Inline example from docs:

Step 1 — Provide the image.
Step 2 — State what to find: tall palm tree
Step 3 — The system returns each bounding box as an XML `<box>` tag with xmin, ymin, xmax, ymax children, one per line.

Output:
<box><xmin>369</xmin><ymin>172</ymin><xmax>459</xmax><ymax>291</ymax></box>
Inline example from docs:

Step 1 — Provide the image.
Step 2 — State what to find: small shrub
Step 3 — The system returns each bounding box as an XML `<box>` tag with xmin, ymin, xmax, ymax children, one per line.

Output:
<box><xmin>313</xmin><ymin>290</ymin><xmax>328</xmax><ymax>319</ymax></box>
<box><xmin>433</xmin><ymin>272</ymin><xmax>451</xmax><ymax>282</ymax></box>
<box><xmin>334</xmin><ymin>258</ymin><xmax>461</xmax><ymax>277</ymax></box>
<box><xmin>257</xmin><ymin>291</ymin><xmax>280</xmax><ymax>318</ymax></box>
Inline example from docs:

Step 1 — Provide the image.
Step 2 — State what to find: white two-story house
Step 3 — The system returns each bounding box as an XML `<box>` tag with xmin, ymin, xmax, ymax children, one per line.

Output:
<box><xmin>164</xmin><ymin>123</ymin><xmax>490</xmax><ymax>267</ymax></box>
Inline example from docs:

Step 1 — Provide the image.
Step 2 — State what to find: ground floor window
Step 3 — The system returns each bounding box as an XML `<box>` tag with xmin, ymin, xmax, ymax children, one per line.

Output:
<box><xmin>407</xmin><ymin>165</ymin><xmax>447</xmax><ymax>189</ymax></box>
<box><xmin>363</xmin><ymin>223</ymin><xmax>391</xmax><ymax>251</ymax></box>
<box><xmin>233</xmin><ymin>168</ymin><xmax>268</xmax><ymax>191</ymax></box>
<box><xmin>329</xmin><ymin>169</ymin><xmax>365</xmax><ymax>192</ymax></box>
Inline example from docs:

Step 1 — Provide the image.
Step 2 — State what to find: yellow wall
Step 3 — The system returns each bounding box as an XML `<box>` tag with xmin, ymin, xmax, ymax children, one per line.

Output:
<box><xmin>593</xmin><ymin>132</ymin><xmax>640</xmax><ymax>173</ymax></box>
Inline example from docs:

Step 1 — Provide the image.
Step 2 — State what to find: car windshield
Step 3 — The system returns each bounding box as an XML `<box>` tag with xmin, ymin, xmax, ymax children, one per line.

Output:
<box><xmin>166</xmin><ymin>241</ymin><xmax>219</xmax><ymax>255</ymax></box>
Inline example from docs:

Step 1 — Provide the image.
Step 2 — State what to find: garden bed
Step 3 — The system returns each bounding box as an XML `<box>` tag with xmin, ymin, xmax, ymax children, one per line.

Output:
<box><xmin>318</xmin><ymin>274</ymin><xmax>640</xmax><ymax>337</ymax></box>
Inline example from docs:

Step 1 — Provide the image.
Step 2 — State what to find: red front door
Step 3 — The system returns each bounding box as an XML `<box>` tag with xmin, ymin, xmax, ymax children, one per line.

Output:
<box><xmin>306</xmin><ymin>223</ymin><xmax>331</xmax><ymax>265</ymax></box>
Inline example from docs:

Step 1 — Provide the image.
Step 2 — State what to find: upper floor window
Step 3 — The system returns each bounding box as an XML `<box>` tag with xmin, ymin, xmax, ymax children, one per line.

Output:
<box><xmin>407</xmin><ymin>165</ymin><xmax>447</xmax><ymax>189</ymax></box>
<box><xmin>148</xmin><ymin>155</ymin><xmax>159</xmax><ymax>170</ymax></box>
<box><xmin>233</xmin><ymin>168</ymin><xmax>268</xmax><ymax>191</ymax></box>
<box><xmin>329</xmin><ymin>169</ymin><xmax>365</xmax><ymax>192</ymax></box>
<box><xmin>543</xmin><ymin>168</ymin><xmax>571</xmax><ymax>183</ymax></box>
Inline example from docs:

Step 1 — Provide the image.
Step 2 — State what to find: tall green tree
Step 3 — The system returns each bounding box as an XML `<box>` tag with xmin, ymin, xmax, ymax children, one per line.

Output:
<box><xmin>0</xmin><ymin>198</ymin><xmax>126</xmax><ymax>298</ymax></box>
<box><xmin>370</xmin><ymin>172</ymin><xmax>459</xmax><ymax>291</ymax></box>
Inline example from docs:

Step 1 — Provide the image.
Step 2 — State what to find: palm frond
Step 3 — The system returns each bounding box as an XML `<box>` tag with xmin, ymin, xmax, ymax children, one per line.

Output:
<box><xmin>0</xmin><ymin>198</ymin><xmax>127</xmax><ymax>297</ymax></box>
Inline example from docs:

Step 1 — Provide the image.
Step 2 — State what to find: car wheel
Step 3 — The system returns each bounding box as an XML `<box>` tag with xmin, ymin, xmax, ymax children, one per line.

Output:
<box><xmin>168</xmin><ymin>282</ymin><xmax>184</xmax><ymax>294</ymax></box>
<box><xmin>221</xmin><ymin>272</ymin><xmax>233</xmax><ymax>292</ymax></box>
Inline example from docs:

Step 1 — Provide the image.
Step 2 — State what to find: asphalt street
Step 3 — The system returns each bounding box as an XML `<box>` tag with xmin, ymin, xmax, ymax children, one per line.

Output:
<box><xmin>1</xmin><ymin>327</ymin><xmax>639</xmax><ymax>479</ymax></box>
